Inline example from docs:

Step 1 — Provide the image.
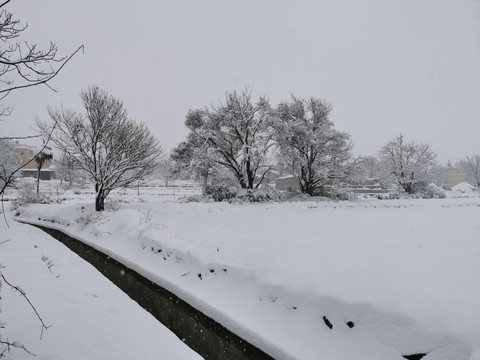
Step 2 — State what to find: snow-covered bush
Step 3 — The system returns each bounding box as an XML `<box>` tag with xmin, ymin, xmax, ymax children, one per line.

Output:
<box><xmin>422</xmin><ymin>183</ymin><xmax>446</xmax><ymax>199</ymax></box>
<box><xmin>178</xmin><ymin>195</ymin><xmax>212</xmax><ymax>203</ymax></box>
<box><xmin>196</xmin><ymin>184</ymin><xmax>284</xmax><ymax>203</ymax></box>
<box><xmin>313</xmin><ymin>186</ymin><xmax>356</xmax><ymax>201</ymax></box>
<box><xmin>396</xmin><ymin>182</ymin><xmax>446</xmax><ymax>199</ymax></box>
<box><xmin>204</xmin><ymin>184</ymin><xmax>239</xmax><ymax>202</ymax></box>
<box><xmin>236</xmin><ymin>188</ymin><xmax>284</xmax><ymax>203</ymax></box>
<box><xmin>105</xmin><ymin>197</ymin><xmax>121</xmax><ymax>211</ymax></box>
<box><xmin>12</xmin><ymin>181</ymin><xmax>54</xmax><ymax>209</ymax></box>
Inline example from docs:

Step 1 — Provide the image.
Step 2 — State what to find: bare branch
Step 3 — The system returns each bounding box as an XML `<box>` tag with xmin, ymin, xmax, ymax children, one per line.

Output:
<box><xmin>0</xmin><ymin>339</ymin><xmax>36</xmax><ymax>357</ymax></box>
<box><xmin>0</xmin><ymin>44</ymin><xmax>84</xmax><ymax>96</ymax></box>
<box><xmin>0</xmin><ymin>1</ymin><xmax>13</xmax><ymax>9</ymax></box>
<box><xmin>0</xmin><ymin>134</ymin><xmax>40</xmax><ymax>140</ymax></box>
<box><xmin>1</xmin><ymin>273</ymin><xmax>52</xmax><ymax>339</ymax></box>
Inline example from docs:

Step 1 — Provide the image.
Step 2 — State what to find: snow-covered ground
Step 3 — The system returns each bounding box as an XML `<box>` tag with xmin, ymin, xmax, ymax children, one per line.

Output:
<box><xmin>2</xmin><ymin>181</ymin><xmax>480</xmax><ymax>359</ymax></box>
<box><xmin>0</xmin><ymin>210</ymin><xmax>202</xmax><ymax>359</ymax></box>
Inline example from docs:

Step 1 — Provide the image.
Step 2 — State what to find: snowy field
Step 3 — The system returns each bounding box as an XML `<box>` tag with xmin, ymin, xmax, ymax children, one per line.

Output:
<box><xmin>1</xmin><ymin>180</ymin><xmax>480</xmax><ymax>359</ymax></box>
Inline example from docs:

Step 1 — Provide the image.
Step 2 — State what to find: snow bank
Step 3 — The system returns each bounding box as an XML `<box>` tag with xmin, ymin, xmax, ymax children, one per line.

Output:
<box><xmin>15</xmin><ymin>197</ymin><xmax>480</xmax><ymax>360</ymax></box>
<box><xmin>452</xmin><ymin>182</ymin><xmax>476</xmax><ymax>193</ymax></box>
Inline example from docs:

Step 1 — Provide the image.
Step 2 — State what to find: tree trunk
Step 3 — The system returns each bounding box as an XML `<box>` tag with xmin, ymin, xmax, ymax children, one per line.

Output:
<box><xmin>36</xmin><ymin>160</ymin><xmax>42</xmax><ymax>195</ymax></box>
<box><xmin>402</xmin><ymin>183</ymin><xmax>413</xmax><ymax>194</ymax></box>
<box><xmin>246</xmin><ymin>159</ymin><xmax>255</xmax><ymax>189</ymax></box>
<box><xmin>238</xmin><ymin>175</ymin><xmax>247</xmax><ymax>189</ymax></box>
<box><xmin>305</xmin><ymin>182</ymin><xmax>315</xmax><ymax>196</ymax></box>
<box><xmin>95</xmin><ymin>189</ymin><xmax>105</xmax><ymax>211</ymax></box>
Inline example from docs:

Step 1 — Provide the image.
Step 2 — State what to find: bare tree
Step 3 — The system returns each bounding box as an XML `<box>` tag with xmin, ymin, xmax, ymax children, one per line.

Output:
<box><xmin>37</xmin><ymin>87</ymin><xmax>163</xmax><ymax>211</ymax></box>
<box><xmin>273</xmin><ymin>96</ymin><xmax>353</xmax><ymax>195</ymax></box>
<box><xmin>455</xmin><ymin>154</ymin><xmax>480</xmax><ymax>187</ymax></box>
<box><xmin>379</xmin><ymin>134</ymin><xmax>437</xmax><ymax>194</ymax></box>
<box><xmin>156</xmin><ymin>157</ymin><xmax>178</xmax><ymax>187</ymax></box>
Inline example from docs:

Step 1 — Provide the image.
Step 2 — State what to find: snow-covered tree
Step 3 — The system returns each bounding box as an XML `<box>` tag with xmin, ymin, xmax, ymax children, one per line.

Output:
<box><xmin>455</xmin><ymin>154</ymin><xmax>480</xmax><ymax>187</ymax></box>
<box><xmin>156</xmin><ymin>158</ymin><xmax>178</xmax><ymax>187</ymax></box>
<box><xmin>273</xmin><ymin>96</ymin><xmax>353</xmax><ymax>195</ymax></box>
<box><xmin>349</xmin><ymin>156</ymin><xmax>383</xmax><ymax>185</ymax></box>
<box><xmin>37</xmin><ymin>87</ymin><xmax>163</xmax><ymax>211</ymax></box>
<box><xmin>0</xmin><ymin>139</ymin><xmax>21</xmax><ymax>196</ymax></box>
<box><xmin>170</xmin><ymin>110</ymin><xmax>220</xmax><ymax>188</ymax></box>
<box><xmin>429</xmin><ymin>163</ymin><xmax>449</xmax><ymax>189</ymax></box>
<box><xmin>379</xmin><ymin>134</ymin><xmax>437</xmax><ymax>194</ymax></box>
<box><xmin>172</xmin><ymin>90</ymin><xmax>274</xmax><ymax>189</ymax></box>
<box><xmin>55</xmin><ymin>151</ymin><xmax>76</xmax><ymax>186</ymax></box>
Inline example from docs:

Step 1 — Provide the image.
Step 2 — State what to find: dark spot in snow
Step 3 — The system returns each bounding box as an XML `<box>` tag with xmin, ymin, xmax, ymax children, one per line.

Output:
<box><xmin>402</xmin><ymin>354</ymin><xmax>427</xmax><ymax>360</ymax></box>
<box><xmin>346</xmin><ymin>321</ymin><xmax>354</xmax><ymax>328</ymax></box>
<box><xmin>209</xmin><ymin>269</ymin><xmax>215</xmax><ymax>274</ymax></box>
<box><xmin>323</xmin><ymin>316</ymin><xmax>333</xmax><ymax>329</ymax></box>
<box><xmin>198</xmin><ymin>273</ymin><xmax>202</xmax><ymax>280</ymax></box>
<box><xmin>292</xmin><ymin>306</ymin><xmax>297</xmax><ymax>310</ymax></box>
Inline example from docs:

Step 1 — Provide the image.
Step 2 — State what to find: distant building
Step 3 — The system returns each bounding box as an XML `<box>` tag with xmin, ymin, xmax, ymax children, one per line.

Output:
<box><xmin>253</xmin><ymin>170</ymin><xmax>279</xmax><ymax>187</ymax></box>
<box><xmin>274</xmin><ymin>176</ymin><xmax>301</xmax><ymax>191</ymax></box>
<box><xmin>13</xmin><ymin>141</ymin><xmax>55</xmax><ymax>180</ymax></box>
<box><xmin>447</xmin><ymin>167</ymin><xmax>466</xmax><ymax>189</ymax></box>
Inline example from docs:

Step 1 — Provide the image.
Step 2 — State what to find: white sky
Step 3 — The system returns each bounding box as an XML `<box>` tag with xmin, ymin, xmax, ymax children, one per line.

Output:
<box><xmin>2</xmin><ymin>0</ymin><xmax>480</xmax><ymax>164</ymax></box>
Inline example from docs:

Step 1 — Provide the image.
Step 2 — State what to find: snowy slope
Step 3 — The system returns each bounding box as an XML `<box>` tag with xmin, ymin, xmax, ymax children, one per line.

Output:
<box><xmin>13</xmin><ymin>195</ymin><xmax>480</xmax><ymax>360</ymax></box>
<box><xmin>0</xmin><ymin>213</ymin><xmax>202</xmax><ymax>360</ymax></box>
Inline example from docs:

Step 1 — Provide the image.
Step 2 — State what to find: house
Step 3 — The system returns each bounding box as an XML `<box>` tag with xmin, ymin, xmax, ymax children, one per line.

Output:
<box><xmin>13</xmin><ymin>141</ymin><xmax>55</xmax><ymax>180</ymax></box>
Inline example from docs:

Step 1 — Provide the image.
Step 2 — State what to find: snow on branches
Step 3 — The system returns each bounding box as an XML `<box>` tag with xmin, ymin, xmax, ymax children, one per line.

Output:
<box><xmin>37</xmin><ymin>86</ymin><xmax>164</xmax><ymax>211</ymax></box>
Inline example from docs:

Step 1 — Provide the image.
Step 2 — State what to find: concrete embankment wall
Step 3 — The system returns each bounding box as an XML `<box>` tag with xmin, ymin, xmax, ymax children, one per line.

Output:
<box><xmin>30</xmin><ymin>223</ymin><xmax>274</xmax><ymax>360</ymax></box>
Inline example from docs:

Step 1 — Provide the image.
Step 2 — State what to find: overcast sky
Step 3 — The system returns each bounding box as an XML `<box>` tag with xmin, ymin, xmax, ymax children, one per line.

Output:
<box><xmin>2</xmin><ymin>0</ymin><xmax>480</xmax><ymax>164</ymax></box>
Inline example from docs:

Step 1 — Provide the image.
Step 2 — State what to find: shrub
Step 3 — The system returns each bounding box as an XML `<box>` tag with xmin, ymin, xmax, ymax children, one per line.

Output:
<box><xmin>420</xmin><ymin>183</ymin><xmax>446</xmax><ymax>199</ymax></box>
<box><xmin>237</xmin><ymin>188</ymin><xmax>284</xmax><ymax>203</ymax></box>
<box><xmin>204</xmin><ymin>184</ymin><xmax>239</xmax><ymax>202</ymax></box>
<box><xmin>313</xmin><ymin>186</ymin><xmax>356</xmax><ymax>201</ymax></box>
<box><xmin>13</xmin><ymin>182</ymin><xmax>55</xmax><ymax>209</ymax></box>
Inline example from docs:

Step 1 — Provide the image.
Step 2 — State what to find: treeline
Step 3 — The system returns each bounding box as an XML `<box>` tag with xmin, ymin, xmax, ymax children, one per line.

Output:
<box><xmin>170</xmin><ymin>89</ymin><xmax>480</xmax><ymax>196</ymax></box>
